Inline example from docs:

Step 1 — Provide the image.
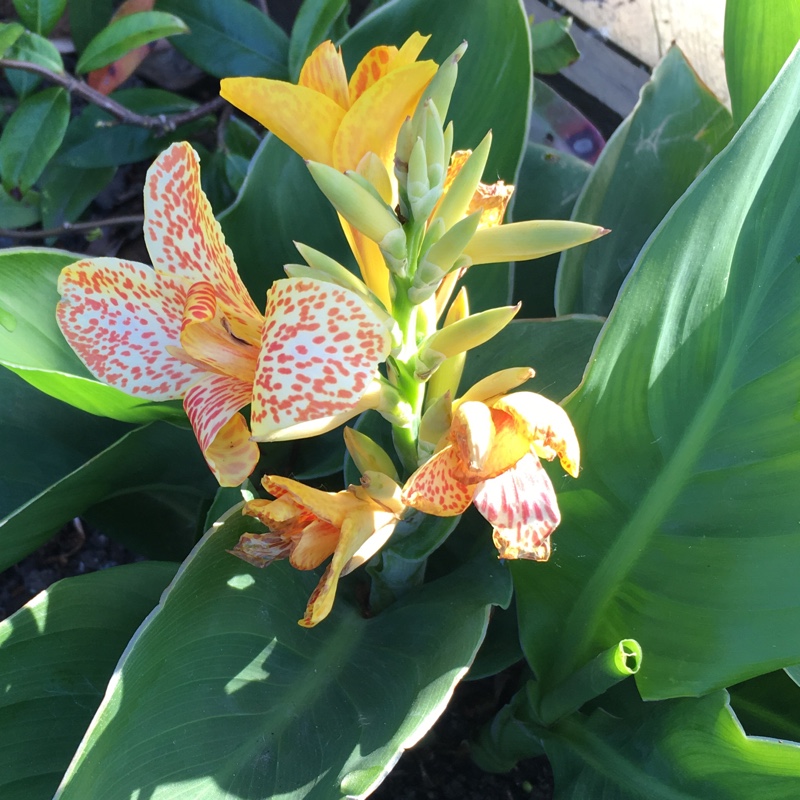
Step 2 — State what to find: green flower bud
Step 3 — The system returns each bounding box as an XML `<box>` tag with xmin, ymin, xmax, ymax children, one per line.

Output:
<box><xmin>344</xmin><ymin>427</ymin><xmax>399</xmax><ymax>481</ymax></box>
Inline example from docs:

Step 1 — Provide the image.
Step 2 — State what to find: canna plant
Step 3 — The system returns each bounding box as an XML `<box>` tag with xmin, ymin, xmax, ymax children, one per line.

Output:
<box><xmin>2</xmin><ymin>0</ymin><xmax>800</xmax><ymax>798</ymax></box>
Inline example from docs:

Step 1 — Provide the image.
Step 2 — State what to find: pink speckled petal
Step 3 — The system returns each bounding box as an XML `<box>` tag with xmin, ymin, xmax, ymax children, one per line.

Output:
<box><xmin>250</xmin><ymin>278</ymin><xmax>392</xmax><ymax>441</ymax></box>
<box><xmin>184</xmin><ymin>374</ymin><xmax>259</xmax><ymax>486</ymax></box>
<box><xmin>57</xmin><ymin>257</ymin><xmax>203</xmax><ymax>399</ymax></box>
<box><xmin>473</xmin><ymin>452</ymin><xmax>561</xmax><ymax>561</ymax></box>
<box><xmin>143</xmin><ymin>142</ymin><xmax>262</xmax><ymax>345</ymax></box>
<box><xmin>401</xmin><ymin>445</ymin><xmax>474</xmax><ymax>516</ymax></box>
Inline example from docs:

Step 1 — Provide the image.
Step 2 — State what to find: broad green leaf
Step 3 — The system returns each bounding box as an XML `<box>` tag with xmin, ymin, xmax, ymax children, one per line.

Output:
<box><xmin>516</xmin><ymin>45</ymin><xmax>800</xmax><ymax>699</ymax></box>
<box><xmin>0</xmin><ymin>87</ymin><xmax>70</xmax><ymax>193</ymax></box>
<box><xmin>0</xmin><ymin>563</ymin><xmax>177</xmax><ymax>800</ymax></box>
<box><xmin>462</xmin><ymin>316</ymin><xmax>603</xmax><ymax>402</ymax></box>
<box><xmin>0</xmin><ymin>21</ymin><xmax>25</xmax><ymax>54</ymax></box>
<box><xmin>39</xmin><ymin>163</ymin><xmax>116</xmax><ymax>229</ymax></box>
<box><xmin>0</xmin><ymin>184</ymin><xmax>41</xmax><ymax>228</ymax></box>
<box><xmin>75</xmin><ymin>10</ymin><xmax>188</xmax><ymax>73</ymax></box>
<box><xmin>288</xmin><ymin>0</ymin><xmax>349</xmax><ymax>81</ymax></box>
<box><xmin>530</xmin><ymin>16</ymin><xmax>579</xmax><ymax>75</ymax></box>
<box><xmin>55</xmin><ymin>508</ymin><xmax>511</xmax><ymax>799</ymax></box>
<box><xmin>221</xmin><ymin>0</ymin><xmax>532</xmax><ymax>313</ymax></box>
<box><xmin>155</xmin><ymin>0</ymin><xmax>289</xmax><ymax>78</ymax></box>
<box><xmin>3</xmin><ymin>30</ymin><xmax>63</xmax><ymax>98</ymax></box>
<box><xmin>67</xmin><ymin>0</ymin><xmax>113</xmax><ymax>52</ymax></box>
<box><xmin>11</xmin><ymin>0</ymin><xmax>66</xmax><ymax>35</ymax></box>
<box><xmin>1</xmin><ymin>417</ymin><xmax>216</xmax><ymax>569</ymax></box>
<box><xmin>511</xmin><ymin>142</ymin><xmax>591</xmax><ymax>317</ymax></box>
<box><xmin>291</xmin><ymin>424</ymin><xmax>348</xmax><ymax>480</ymax></box>
<box><xmin>555</xmin><ymin>47</ymin><xmax>734</xmax><ymax>317</ymax></box>
<box><xmin>725</xmin><ymin>0</ymin><xmax>800</xmax><ymax>127</ymax></box>
<box><xmin>58</xmin><ymin>88</ymin><xmax>210</xmax><ymax>168</ymax></box>
<box><xmin>544</xmin><ymin>692</ymin><xmax>800</xmax><ymax>798</ymax></box>
<box><xmin>0</xmin><ymin>248</ymin><xmax>186</xmax><ymax>423</ymax></box>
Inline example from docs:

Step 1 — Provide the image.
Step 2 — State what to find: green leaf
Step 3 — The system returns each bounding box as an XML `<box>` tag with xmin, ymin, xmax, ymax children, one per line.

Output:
<box><xmin>511</xmin><ymin>142</ymin><xmax>591</xmax><ymax>318</ymax></box>
<box><xmin>0</xmin><ymin>21</ymin><xmax>25</xmax><ymax>55</ymax></box>
<box><xmin>221</xmin><ymin>0</ymin><xmax>532</xmax><ymax>313</ymax></box>
<box><xmin>155</xmin><ymin>0</ymin><xmax>289</xmax><ymax>78</ymax></box>
<box><xmin>39</xmin><ymin>163</ymin><xmax>116</xmax><ymax>229</ymax></box>
<box><xmin>462</xmin><ymin>316</ymin><xmax>603</xmax><ymax>402</ymax></box>
<box><xmin>75</xmin><ymin>10</ymin><xmax>188</xmax><ymax>73</ymax></box>
<box><xmin>516</xmin><ymin>45</ymin><xmax>800</xmax><ymax>699</ymax></box>
<box><xmin>725</xmin><ymin>0</ymin><xmax>800</xmax><ymax>127</ymax></box>
<box><xmin>11</xmin><ymin>0</ymin><xmax>66</xmax><ymax>35</ymax></box>
<box><xmin>54</xmin><ymin>508</ymin><xmax>510</xmax><ymax>799</ymax></box>
<box><xmin>0</xmin><ymin>248</ymin><xmax>187</xmax><ymax>423</ymax></box>
<box><xmin>530</xmin><ymin>16</ymin><xmax>580</xmax><ymax>75</ymax></box>
<box><xmin>544</xmin><ymin>692</ymin><xmax>800</xmax><ymax>798</ymax></box>
<box><xmin>288</xmin><ymin>0</ymin><xmax>349</xmax><ymax>81</ymax></box>
<box><xmin>0</xmin><ymin>563</ymin><xmax>177</xmax><ymax>800</ymax></box>
<box><xmin>1</xmin><ymin>415</ymin><xmax>216</xmax><ymax>569</ymax></box>
<box><xmin>729</xmin><ymin>670</ymin><xmax>800</xmax><ymax>743</ymax></box>
<box><xmin>555</xmin><ymin>47</ymin><xmax>734</xmax><ymax>317</ymax></box>
<box><xmin>0</xmin><ymin>87</ymin><xmax>70</xmax><ymax>193</ymax></box>
<box><xmin>0</xmin><ymin>184</ymin><xmax>41</xmax><ymax>229</ymax></box>
<box><xmin>3</xmin><ymin>30</ymin><xmax>64</xmax><ymax>98</ymax></box>
<box><xmin>58</xmin><ymin>88</ymin><xmax>210</xmax><ymax>169</ymax></box>
<box><xmin>66</xmin><ymin>0</ymin><xmax>113</xmax><ymax>53</ymax></box>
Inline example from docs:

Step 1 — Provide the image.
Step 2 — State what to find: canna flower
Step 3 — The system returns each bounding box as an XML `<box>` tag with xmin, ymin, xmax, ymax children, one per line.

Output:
<box><xmin>233</xmin><ymin>473</ymin><xmax>405</xmax><ymax>626</ymax></box>
<box><xmin>401</xmin><ymin>369</ymin><xmax>580</xmax><ymax>561</ymax></box>
<box><xmin>57</xmin><ymin>142</ymin><xmax>394</xmax><ymax>486</ymax></box>
<box><xmin>220</xmin><ymin>34</ymin><xmax>437</xmax><ymax>308</ymax></box>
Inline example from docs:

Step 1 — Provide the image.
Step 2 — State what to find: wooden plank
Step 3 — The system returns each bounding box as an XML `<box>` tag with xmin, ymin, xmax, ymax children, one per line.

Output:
<box><xmin>526</xmin><ymin>0</ymin><xmax>651</xmax><ymax>117</ymax></box>
<box><xmin>547</xmin><ymin>0</ymin><xmax>729</xmax><ymax>107</ymax></box>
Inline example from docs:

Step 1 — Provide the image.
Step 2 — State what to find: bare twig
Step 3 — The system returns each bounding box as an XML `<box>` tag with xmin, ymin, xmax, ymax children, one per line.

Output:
<box><xmin>0</xmin><ymin>214</ymin><xmax>144</xmax><ymax>240</ymax></box>
<box><xmin>0</xmin><ymin>59</ymin><xmax>226</xmax><ymax>133</ymax></box>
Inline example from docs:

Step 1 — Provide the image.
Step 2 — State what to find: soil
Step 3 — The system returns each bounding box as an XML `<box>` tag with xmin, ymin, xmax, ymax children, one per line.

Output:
<box><xmin>0</xmin><ymin>524</ymin><xmax>553</xmax><ymax>799</ymax></box>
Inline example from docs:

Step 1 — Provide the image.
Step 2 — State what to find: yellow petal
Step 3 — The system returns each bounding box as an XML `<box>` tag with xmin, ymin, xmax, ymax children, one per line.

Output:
<box><xmin>220</xmin><ymin>77</ymin><xmax>345</xmax><ymax>165</ymax></box>
<box><xmin>394</xmin><ymin>32</ymin><xmax>431</xmax><ymax>67</ymax></box>
<box><xmin>289</xmin><ymin>519</ymin><xmax>340</xmax><ymax>569</ymax></box>
<box><xmin>201</xmin><ymin>410</ymin><xmax>260</xmax><ymax>487</ymax></box>
<box><xmin>340</xmin><ymin>218</ymin><xmax>393</xmax><ymax>309</ymax></box>
<box><xmin>348</xmin><ymin>44</ymin><xmax>400</xmax><ymax>102</ymax></box>
<box><xmin>333</xmin><ymin>61</ymin><xmax>437</xmax><ymax>172</ymax></box>
<box><xmin>491</xmin><ymin>391</ymin><xmax>580</xmax><ymax>477</ymax></box>
<box><xmin>455</xmin><ymin>368</ymin><xmax>535</xmax><ymax>410</ymax></box>
<box><xmin>298</xmin><ymin>40</ymin><xmax>350</xmax><ymax>109</ymax></box>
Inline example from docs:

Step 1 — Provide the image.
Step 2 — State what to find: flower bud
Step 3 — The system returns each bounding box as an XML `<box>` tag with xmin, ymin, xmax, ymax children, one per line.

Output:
<box><xmin>424</xmin><ymin>287</ymin><xmax>468</xmax><ymax>403</ymax></box>
<box><xmin>306</xmin><ymin>160</ymin><xmax>401</xmax><ymax>245</ymax></box>
<box><xmin>461</xmin><ymin>220</ymin><xmax>610</xmax><ymax>266</ymax></box>
<box><xmin>456</xmin><ymin>367</ymin><xmax>535</xmax><ymax>408</ymax></box>
<box><xmin>415</xmin><ymin>303</ymin><xmax>520</xmax><ymax>380</ymax></box>
<box><xmin>355</xmin><ymin>151</ymin><xmax>394</xmax><ymax>205</ymax></box>
<box><xmin>416</xmin><ymin>40</ymin><xmax>467</xmax><ymax>124</ymax></box>
<box><xmin>419</xmin><ymin>390</ymin><xmax>452</xmax><ymax>461</ymax></box>
<box><xmin>344</xmin><ymin>427</ymin><xmax>399</xmax><ymax>481</ymax></box>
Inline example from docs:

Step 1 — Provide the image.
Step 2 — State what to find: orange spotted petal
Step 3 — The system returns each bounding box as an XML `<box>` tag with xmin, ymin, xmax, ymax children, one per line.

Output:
<box><xmin>183</xmin><ymin>372</ymin><xmax>257</xmax><ymax>485</ymax></box>
<box><xmin>401</xmin><ymin>445</ymin><xmax>474</xmax><ymax>516</ymax></box>
<box><xmin>143</xmin><ymin>142</ymin><xmax>262</xmax><ymax>345</ymax></box>
<box><xmin>298</xmin><ymin>40</ymin><xmax>350</xmax><ymax>110</ymax></box>
<box><xmin>348</xmin><ymin>44</ymin><xmax>400</xmax><ymax>102</ymax></box>
<box><xmin>250</xmin><ymin>278</ymin><xmax>392</xmax><ymax>442</ymax></box>
<box><xmin>57</xmin><ymin>257</ymin><xmax>203</xmax><ymax>399</ymax></box>
<box><xmin>473</xmin><ymin>452</ymin><xmax>560</xmax><ymax>561</ymax></box>
<box><xmin>491</xmin><ymin>392</ymin><xmax>580</xmax><ymax>477</ymax></box>
<box><xmin>180</xmin><ymin>282</ymin><xmax>259</xmax><ymax>383</ymax></box>
<box><xmin>332</xmin><ymin>61</ymin><xmax>437</xmax><ymax>172</ymax></box>
<box><xmin>201</xmin><ymin>410</ymin><xmax>260</xmax><ymax>487</ymax></box>
<box><xmin>220</xmin><ymin>77</ymin><xmax>346</xmax><ymax>167</ymax></box>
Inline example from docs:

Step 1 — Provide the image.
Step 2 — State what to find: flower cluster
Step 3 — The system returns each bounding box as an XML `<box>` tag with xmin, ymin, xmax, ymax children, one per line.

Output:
<box><xmin>56</xmin><ymin>35</ymin><xmax>604</xmax><ymax>625</ymax></box>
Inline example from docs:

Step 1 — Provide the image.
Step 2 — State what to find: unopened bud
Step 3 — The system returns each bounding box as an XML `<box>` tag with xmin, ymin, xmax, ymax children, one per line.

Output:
<box><xmin>424</xmin><ymin>287</ymin><xmax>468</xmax><ymax>403</ymax></box>
<box><xmin>456</xmin><ymin>367</ymin><xmax>536</xmax><ymax>408</ymax></box>
<box><xmin>344</xmin><ymin>427</ymin><xmax>399</xmax><ymax>481</ymax></box>
<box><xmin>419</xmin><ymin>390</ymin><xmax>452</xmax><ymax>460</ymax></box>
<box><xmin>416</xmin><ymin>40</ymin><xmax>467</xmax><ymax>124</ymax></box>
<box><xmin>356</xmin><ymin>151</ymin><xmax>394</xmax><ymax>205</ymax></box>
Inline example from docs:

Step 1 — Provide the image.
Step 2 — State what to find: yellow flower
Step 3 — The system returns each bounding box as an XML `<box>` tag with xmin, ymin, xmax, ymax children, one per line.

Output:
<box><xmin>233</xmin><ymin>474</ymin><xmax>404</xmax><ymax>626</ymax></box>
<box><xmin>401</xmin><ymin>370</ymin><xmax>580</xmax><ymax>561</ymax></box>
<box><xmin>220</xmin><ymin>35</ymin><xmax>437</xmax><ymax>308</ymax></box>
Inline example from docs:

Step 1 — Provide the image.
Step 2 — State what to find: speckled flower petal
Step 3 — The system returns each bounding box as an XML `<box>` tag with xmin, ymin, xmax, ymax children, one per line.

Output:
<box><xmin>298</xmin><ymin>40</ymin><xmax>350</xmax><ymax>109</ymax></box>
<box><xmin>401</xmin><ymin>445</ymin><xmax>474</xmax><ymax>516</ymax></box>
<box><xmin>220</xmin><ymin>77</ymin><xmax>346</xmax><ymax>166</ymax></box>
<box><xmin>347</xmin><ymin>44</ymin><xmax>400</xmax><ymax>101</ymax></box>
<box><xmin>333</xmin><ymin>61</ymin><xmax>437</xmax><ymax>172</ymax></box>
<box><xmin>184</xmin><ymin>373</ymin><xmax>258</xmax><ymax>485</ymax></box>
<box><xmin>473</xmin><ymin>452</ymin><xmax>560</xmax><ymax>561</ymax></box>
<box><xmin>57</xmin><ymin>257</ymin><xmax>203</xmax><ymax>399</ymax></box>
<box><xmin>180</xmin><ymin>281</ymin><xmax>259</xmax><ymax>384</ymax></box>
<box><xmin>143</xmin><ymin>142</ymin><xmax>262</xmax><ymax>345</ymax></box>
<box><xmin>250</xmin><ymin>278</ymin><xmax>392</xmax><ymax>441</ymax></box>
<box><xmin>491</xmin><ymin>391</ymin><xmax>581</xmax><ymax>477</ymax></box>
